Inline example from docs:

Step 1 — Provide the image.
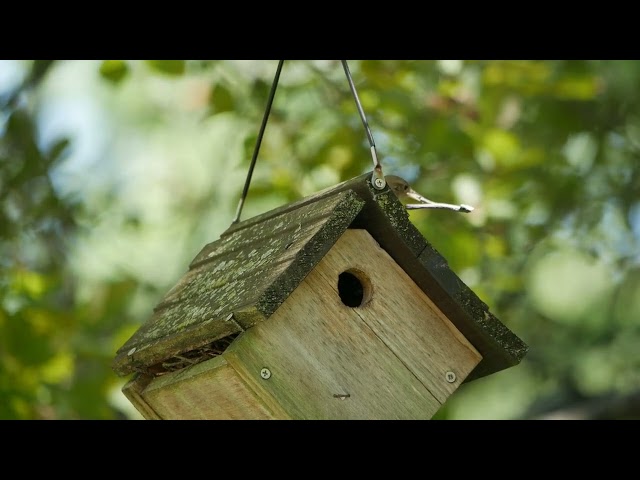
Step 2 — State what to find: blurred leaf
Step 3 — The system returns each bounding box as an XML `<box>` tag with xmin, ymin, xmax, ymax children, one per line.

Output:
<box><xmin>145</xmin><ymin>60</ymin><xmax>186</xmax><ymax>76</ymax></box>
<box><xmin>46</xmin><ymin>137</ymin><xmax>71</xmax><ymax>164</ymax></box>
<box><xmin>554</xmin><ymin>75</ymin><xmax>602</xmax><ymax>100</ymax></box>
<box><xmin>26</xmin><ymin>60</ymin><xmax>56</xmax><ymax>87</ymax></box>
<box><xmin>481</xmin><ymin>128</ymin><xmax>521</xmax><ymax>168</ymax></box>
<box><xmin>11</xmin><ymin>269</ymin><xmax>48</xmax><ymax>299</ymax></box>
<box><xmin>613</xmin><ymin>268</ymin><xmax>640</xmax><ymax>327</ymax></box>
<box><xmin>41</xmin><ymin>351</ymin><xmax>75</xmax><ymax>384</ymax></box>
<box><xmin>209</xmin><ymin>83</ymin><xmax>234</xmax><ymax>114</ymax></box>
<box><xmin>483</xmin><ymin>61</ymin><xmax>552</xmax><ymax>94</ymax></box>
<box><xmin>5</xmin><ymin>314</ymin><xmax>54</xmax><ymax>366</ymax></box>
<box><xmin>99</xmin><ymin>60</ymin><xmax>129</xmax><ymax>84</ymax></box>
<box><xmin>526</xmin><ymin>248</ymin><xmax>613</xmax><ymax>327</ymax></box>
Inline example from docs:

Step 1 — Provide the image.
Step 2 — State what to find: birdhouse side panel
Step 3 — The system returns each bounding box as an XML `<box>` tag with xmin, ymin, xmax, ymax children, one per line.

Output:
<box><xmin>129</xmin><ymin>356</ymin><xmax>283</xmax><ymax>420</ymax></box>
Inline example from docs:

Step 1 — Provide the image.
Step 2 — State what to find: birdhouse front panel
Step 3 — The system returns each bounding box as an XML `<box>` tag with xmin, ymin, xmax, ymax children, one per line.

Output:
<box><xmin>223</xmin><ymin>229</ymin><xmax>481</xmax><ymax>419</ymax></box>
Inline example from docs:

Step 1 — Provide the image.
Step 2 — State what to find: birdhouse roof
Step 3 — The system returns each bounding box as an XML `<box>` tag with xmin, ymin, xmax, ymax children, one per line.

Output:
<box><xmin>113</xmin><ymin>173</ymin><xmax>527</xmax><ymax>381</ymax></box>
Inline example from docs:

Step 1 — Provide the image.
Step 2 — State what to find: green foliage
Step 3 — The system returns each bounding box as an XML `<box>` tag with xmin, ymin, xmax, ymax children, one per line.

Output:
<box><xmin>1</xmin><ymin>60</ymin><xmax>639</xmax><ymax>419</ymax></box>
<box><xmin>99</xmin><ymin>60</ymin><xmax>129</xmax><ymax>84</ymax></box>
<box><xmin>209</xmin><ymin>83</ymin><xmax>235</xmax><ymax>114</ymax></box>
<box><xmin>145</xmin><ymin>60</ymin><xmax>186</xmax><ymax>76</ymax></box>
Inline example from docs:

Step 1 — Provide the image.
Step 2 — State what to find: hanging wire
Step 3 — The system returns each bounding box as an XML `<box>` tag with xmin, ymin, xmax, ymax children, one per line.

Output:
<box><xmin>341</xmin><ymin>60</ymin><xmax>385</xmax><ymax>189</ymax></box>
<box><xmin>231</xmin><ymin>60</ymin><xmax>285</xmax><ymax>224</ymax></box>
<box><xmin>231</xmin><ymin>60</ymin><xmax>386</xmax><ymax>226</ymax></box>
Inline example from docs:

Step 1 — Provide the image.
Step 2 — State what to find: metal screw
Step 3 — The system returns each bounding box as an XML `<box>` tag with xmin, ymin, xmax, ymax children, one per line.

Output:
<box><xmin>127</xmin><ymin>347</ymin><xmax>137</xmax><ymax>356</ymax></box>
<box><xmin>445</xmin><ymin>371</ymin><xmax>456</xmax><ymax>383</ymax></box>
<box><xmin>373</xmin><ymin>177</ymin><xmax>386</xmax><ymax>190</ymax></box>
<box><xmin>260</xmin><ymin>368</ymin><xmax>272</xmax><ymax>380</ymax></box>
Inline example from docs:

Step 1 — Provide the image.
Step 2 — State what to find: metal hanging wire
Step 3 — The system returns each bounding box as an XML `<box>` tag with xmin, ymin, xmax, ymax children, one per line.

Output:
<box><xmin>231</xmin><ymin>60</ymin><xmax>284</xmax><ymax>225</ymax></box>
<box><xmin>340</xmin><ymin>60</ymin><xmax>386</xmax><ymax>190</ymax></box>
<box><xmin>231</xmin><ymin>60</ymin><xmax>385</xmax><ymax>226</ymax></box>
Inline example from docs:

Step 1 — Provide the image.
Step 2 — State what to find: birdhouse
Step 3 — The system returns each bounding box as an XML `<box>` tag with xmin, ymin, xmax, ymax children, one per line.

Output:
<box><xmin>112</xmin><ymin>173</ymin><xmax>527</xmax><ymax>419</ymax></box>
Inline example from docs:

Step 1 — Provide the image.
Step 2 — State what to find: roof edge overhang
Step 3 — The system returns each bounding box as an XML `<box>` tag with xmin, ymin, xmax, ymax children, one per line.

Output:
<box><xmin>333</xmin><ymin>174</ymin><xmax>529</xmax><ymax>381</ymax></box>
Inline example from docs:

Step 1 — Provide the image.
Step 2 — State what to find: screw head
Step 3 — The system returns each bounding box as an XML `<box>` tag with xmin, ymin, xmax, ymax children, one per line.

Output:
<box><xmin>127</xmin><ymin>347</ymin><xmax>137</xmax><ymax>356</ymax></box>
<box><xmin>373</xmin><ymin>177</ymin><xmax>386</xmax><ymax>190</ymax></box>
<box><xmin>260</xmin><ymin>368</ymin><xmax>272</xmax><ymax>380</ymax></box>
<box><xmin>445</xmin><ymin>371</ymin><xmax>456</xmax><ymax>383</ymax></box>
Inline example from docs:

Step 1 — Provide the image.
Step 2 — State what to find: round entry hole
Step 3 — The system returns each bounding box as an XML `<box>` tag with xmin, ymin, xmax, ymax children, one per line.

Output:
<box><xmin>338</xmin><ymin>270</ymin><xmax>372</xmax><ymax>307</ymax></box>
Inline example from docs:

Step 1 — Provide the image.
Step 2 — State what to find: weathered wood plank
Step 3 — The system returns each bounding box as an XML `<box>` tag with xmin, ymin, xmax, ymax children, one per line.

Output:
<box><xmin>225</xmin><ymin>252</ymin><xmax>441</xmax><ymax>420</ymax></box>
<box><xmin>141</xmin><ymin>355</ymin><xmax>278</xmax><ymax>420</ymax></box>
<box><xmin>153</xmin><ymin>259</ymin><xmax>291</xmax><ymax>316</ymax></box>
<box><xmin>191</xmin><ymin>187</ymin><xmax>361</xmax><ymax>268</ymax></box>
<box><xmin>122</xmin><ymin>374</ymin><xmax>162</xmax><ymax>419</ymax></box>
<box><xmin>113</xmin><ymin>312</ymin><xmax>245</xmax><ymax>376</ymax></box>
<box><xmin>221</xmin><ymin>174</ymin><xmax>373</xmax><ymax>239</ymax></box>
<box><xmin>314</xmin><ymin>229</ymin><xmax>482</xmax><ymax>404</ymax></box>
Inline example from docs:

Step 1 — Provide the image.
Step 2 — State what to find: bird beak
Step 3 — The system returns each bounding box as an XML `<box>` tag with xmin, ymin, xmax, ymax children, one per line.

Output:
<box><xmin>405</xmin><ymin>188</ymin><xmax>431</xmax><ymax>204</ymax></box>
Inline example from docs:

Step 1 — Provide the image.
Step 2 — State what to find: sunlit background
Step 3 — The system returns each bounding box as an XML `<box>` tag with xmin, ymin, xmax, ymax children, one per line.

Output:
<box><xmin>1</xmin><ymin>60</ymin><xmax>639</xmax><ymax>419</ymax></box>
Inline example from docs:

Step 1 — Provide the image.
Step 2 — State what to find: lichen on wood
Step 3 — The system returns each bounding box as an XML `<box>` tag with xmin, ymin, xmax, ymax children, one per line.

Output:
<box><xmin>113</xmin><ymin>189</ymin><xmax>365</xmax><ymax>376</ymax></box>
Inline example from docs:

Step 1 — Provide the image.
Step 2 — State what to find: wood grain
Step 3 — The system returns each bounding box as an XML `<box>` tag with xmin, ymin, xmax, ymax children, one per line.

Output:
<box><xmin>140</xmin><ymin>355</ymin><xmax>278</xmax><ymax>420</ymax></box>
<box><xmin>225</xmin><ymin>253</ymin><xmax>443</xmax><ymax>419</ymax></box>
<box><xmin>122</xmin><ymin>374</ymin><xmax>162</xmax><ymax>420</ymax></box>
<box><xmin>316</xmin><ymin>229</ymin><xmax>482</xmax><ymax>403</ymax></box>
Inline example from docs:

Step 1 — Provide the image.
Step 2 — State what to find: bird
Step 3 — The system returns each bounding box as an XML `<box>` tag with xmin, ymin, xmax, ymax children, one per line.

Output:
<box><xmin>385</xmin><ymin>175</ymin><xmax>474</xmax><ymax>213</ymax></box>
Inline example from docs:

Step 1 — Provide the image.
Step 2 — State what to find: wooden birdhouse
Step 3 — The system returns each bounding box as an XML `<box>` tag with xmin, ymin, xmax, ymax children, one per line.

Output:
<box><xmin>112</xmin><ymin>173</ymin><xmax>527</xmax><ymax>419</ymax></box>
